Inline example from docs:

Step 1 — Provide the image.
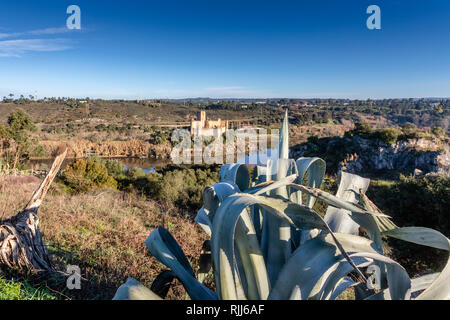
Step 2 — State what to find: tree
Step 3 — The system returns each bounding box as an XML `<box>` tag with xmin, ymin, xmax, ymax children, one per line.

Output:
<box><xmin>0</xmin><ymin>124</ymin><xmax>11</xmax><ymax>166</ymax></box>
<box><xmin>6</xmin><ymin>109</ymin><xmax>38</xmax><ymax>169</ymax></box>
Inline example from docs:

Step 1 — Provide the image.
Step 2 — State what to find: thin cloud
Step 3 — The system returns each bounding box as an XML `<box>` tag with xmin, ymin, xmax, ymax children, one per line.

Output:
<box><xmin>28</xmin><ymin>27</ymin><xmax>72</xmax><ymax>36</ymax></box>
<box><xmin>0</xmin><ymin>26</ymin><xmax>77</xmax><ymax>39</ymax></box>
<box><xmin>0</xmin><ymin>38</ymin><xmax>72</xmax><ymax>57</ymax></box>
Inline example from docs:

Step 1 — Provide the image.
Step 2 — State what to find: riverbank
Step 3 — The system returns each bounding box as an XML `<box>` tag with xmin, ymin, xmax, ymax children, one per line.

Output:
<box><xmin>38</xmin><ymin>139</ymin><xmax>172</xmax><ymax>160</ymax></box>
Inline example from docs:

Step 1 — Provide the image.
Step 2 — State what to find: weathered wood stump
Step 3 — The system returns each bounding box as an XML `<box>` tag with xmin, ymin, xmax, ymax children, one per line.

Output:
<box><xmin>0</xmin><ymin>148</ymin><xmax>67</xmax><ymax>272</ymax></box>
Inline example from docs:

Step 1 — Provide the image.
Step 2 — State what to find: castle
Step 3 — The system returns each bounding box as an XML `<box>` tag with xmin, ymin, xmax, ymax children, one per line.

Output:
<box><xmin>190</xmin><ymin>111</ymin><xmax>229</xmax><ymax>136</ymax></box>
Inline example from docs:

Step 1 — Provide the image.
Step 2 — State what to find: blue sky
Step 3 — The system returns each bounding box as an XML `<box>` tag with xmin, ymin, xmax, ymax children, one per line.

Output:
<box><xmin>0</xmin><ymin>0</ymin><xmax>449</xmax><ymax>99</ymax></box>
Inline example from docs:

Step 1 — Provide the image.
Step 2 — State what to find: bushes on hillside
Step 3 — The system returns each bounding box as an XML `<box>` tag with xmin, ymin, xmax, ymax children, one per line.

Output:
<box><xmin>119</xmin><ymin>164</ymin><xmax>220</xmax><ymax>212</ymax></box>
<box><xmin>370</xmin><ymin>128</ymin><xmax>401</xmax><ymax>145</ymax></box>
<box><xmin>58</xmin><ymin>156</ymin><xmax>220</xmax><ymax>213</ymax></box>
<box><xmin>345</xmin><ymin>123</ymin><xmax>401</xmax><ymax>145</ymax></box>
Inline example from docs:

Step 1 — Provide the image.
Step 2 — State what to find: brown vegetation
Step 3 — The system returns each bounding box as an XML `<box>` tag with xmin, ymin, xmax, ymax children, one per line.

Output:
<box><xmin>0</xmin><ymin>174</ymin><xmax>207</xmax><ymax>299</ymax></box>
<box><xmin>289</xmin><ymin>123</ymin><xmax>353</xmax><ymax>145</ymax></box>
<box><xmin>39</xmin><ymin>140</ymin><xmax>172</xmax><ymax>159</ymax></box>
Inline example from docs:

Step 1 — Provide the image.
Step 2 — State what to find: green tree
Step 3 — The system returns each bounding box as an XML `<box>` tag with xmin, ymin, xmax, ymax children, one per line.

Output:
<box><xmin>6</xmin><ymin>109</ymin><xmax>38</xmax><ymax>169</ymax></box>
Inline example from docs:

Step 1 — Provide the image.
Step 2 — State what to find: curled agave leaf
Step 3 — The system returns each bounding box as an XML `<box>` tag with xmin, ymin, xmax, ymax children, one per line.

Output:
<box><xmin>383</xmin><ymin>227</ymin><xmax>450</xmax><ymax>300</ymax></box>
<box><xmin>293</xmin><ymin>157</ymin><xmax>326</xmax><ymax>207</ymax></box>
<box><xmin>195</xmin><ymin>182</ymin><xmax>240</xmax><ymax>235</ymax></box>
<box><xmin>145</xmin><ymin>226</ymin><xmax>218</xmax><ymax>300</ymax></box>
<box><xmin>323</xmin><ymin>171</ymin><xmax>371</xmax><ymax>235</ymax></box>
<box><xmin>219</xmin><ymin>163</ymin><xmax>250</xmax><ymax>191</ymax></box>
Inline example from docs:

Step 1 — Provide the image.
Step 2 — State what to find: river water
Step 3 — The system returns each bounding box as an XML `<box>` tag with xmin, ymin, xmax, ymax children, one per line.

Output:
<box><xmin>26</xmin><ymin>148</ymin><xmax>279</xmax><ymax>173</ymax></box>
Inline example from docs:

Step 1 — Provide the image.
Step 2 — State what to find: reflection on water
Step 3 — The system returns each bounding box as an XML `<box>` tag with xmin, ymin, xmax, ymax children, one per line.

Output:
<box><xmin>236</xmin><ymin>148</ymin><xmax>278</xmax><ymax>166</ymax></box>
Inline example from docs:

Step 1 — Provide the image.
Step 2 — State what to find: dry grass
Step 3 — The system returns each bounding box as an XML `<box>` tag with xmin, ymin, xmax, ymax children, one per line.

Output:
<box><xmin>0</xmin><ymin>175</ymin><xmax>208</xmax><ymax>300</ymax></box>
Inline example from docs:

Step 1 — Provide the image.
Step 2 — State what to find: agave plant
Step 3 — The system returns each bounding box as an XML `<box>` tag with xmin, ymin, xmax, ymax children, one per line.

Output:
<box><xmin>114</xmin><ymin>111</ymin><xmax>450</xmax><ymax>300</ymax></box>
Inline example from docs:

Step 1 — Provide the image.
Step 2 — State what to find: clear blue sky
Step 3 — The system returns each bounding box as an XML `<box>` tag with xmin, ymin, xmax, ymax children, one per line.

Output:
<box><xmin>0</xmin><ymin>0</ymin><xmax>449</xmax><ymax>99</ymax></box>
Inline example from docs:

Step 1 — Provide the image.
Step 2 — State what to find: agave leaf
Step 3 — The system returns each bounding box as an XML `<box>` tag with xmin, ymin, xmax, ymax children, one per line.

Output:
<box><xmin>211</xmin><ymin>194</ymin><xmax>278</xmax><ymax>299</ymax></box>
<box><xmin>244</xmin><ymin>181</ymin><xmax>273</xmax><ymax>194</ymax></box>
<box><xmin>234</xmin><ymin>208</ymin><xmax>271</xmax><ymax>299</ymax></box>
<box><xmin>270</xmin><ymin>233</ymin><xmax>411</xmax><ymax>300</ymax></box>
<box><xmin>279</xmin><ymin>109</ymin><xmax>289</xmax><ymax>160</ymax></box>
<box><xmin>366</xmin><ymin>272</ymin><xmax>441</xmax><ymax>300</ymax></box>
<box><xmin>322</xmin><ymin>171</ymin><xmax>371</xmax><ymax>235</ymax></box>
<box><xmin>359</xmin><ymin>190</ymin><xmax>397</xmax><ymax>233</ymax></box>
<box><xmin>210</xmin><ymin>190</ymin><xmax>332</xmax><ymax>299</ymax></box>
<box><xmin>195</xmin><ymin>207</ymin><xmax>213</xmax><ymax>236</ymax></box>
<box><xmin>268</xmin><ymin>236</ymin><xmax>342</xmax><ymax>300</ymax></box>
<box><xmin>195</xmin><ymin>182</ymin><xmax>241</xmax><ymax>235</ymax></box>
<box><xmin>411</xmin><ymin>273</ymin><xmax>440</xmax><ymax>293</ymax></box>
<box><xmin>150</xmin><ymin>270</ymin><xmax>177</xmax><ymax>299</ymax></box>
<box><xmin>146</xmin><ymin>227</ymin><xmax>218</xmax><ymax>300</ymax></box>
<box><xmin>302</xmin><ymin>233</ymin><xmax>376</xmax><ymax>300</ymax></box>
<box><xmin>289</xmin><ymin>183</ymin><xmax>389</xmax><ymax>218</ymax></box>
<box><xmin>293</xmin><ymin>157</ymin><xmax>326</xmax><ymax>207</ymax></box>
<box><xmin>260</xmin><ymin>158</ymin><xmax>298</xmax><ymax>285</ymax></box>
<box><xmin>268</xmin><ymin>234</ymin><xmax>371</xmax><ymax>300</ymax></box>
<box><xmin>329</xmin><ymin>276</ymin><xmax>357</xmax><ymax>300</ymax></box>
<box><xmin>219</xmin><ymin>163</ymin><xmax>250</xmax><ymax>191</ymax></box>
<box><xmin>384</xmin><ymin>227</ymin><xmax>450</xmax><ymax>251</ymax></box>
<box><xmin>212</xmin><ymin>192</ymin><xmax>368</xmax><ymax>299</ymax></box>
<box><xmin>383</xmin><ymin>227</ymin><xmax>450</xmax><ymax>300</ymax></box>
<box><xmin>113</xmin><ymin>277</ymin><xmax>162</xmax><ymax>300</ymax></box>
<box><xmin>250</xmin><ymin>174</ymin><xmax>297</xmax><ymax>196</ymax></box>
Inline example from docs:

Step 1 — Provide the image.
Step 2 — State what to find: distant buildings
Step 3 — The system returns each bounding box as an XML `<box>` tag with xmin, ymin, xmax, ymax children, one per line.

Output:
<box><xmin>190</xmin><ymin>111</ymin><xmax>229</xmax><ymax>136</ymax></box>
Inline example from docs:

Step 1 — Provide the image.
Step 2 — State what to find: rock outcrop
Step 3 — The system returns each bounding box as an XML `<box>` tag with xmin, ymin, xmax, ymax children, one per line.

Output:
<box><xmin>291</xmin><ymin>136</ymin><xmax>450</xmax><ymax>177</ymax></box>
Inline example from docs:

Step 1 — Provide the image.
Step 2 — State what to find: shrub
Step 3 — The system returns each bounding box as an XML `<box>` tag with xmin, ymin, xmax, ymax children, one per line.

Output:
<box><xmin>346</xmin><ymin>122</ymin><xmax>373</xmax><ymax>137</ymax></box>
<box><xmin>370</xmin><ymin>128</ymin><xmax>401</xmax><ymax>145</ymax></box>
<box><xmin>60</xmin><ymin>158</ymin><xmax>118</xmax><ymax>193</ymax></box>
<box><xmin>367</xmin><ymin>174</ymin><xmax>450</xmax><ymax>275</ymax></box>
<box><xmin>125</xmin><ymin>167</ymin><xmax>147</xmax><ymax>180</ymax></box>
<box><xmin>431</xmin><ymin>126</ymin><xmax>446</xmax><ymax>138</ymax></box>
<box><xmin>119</xmin><ymin>165</ymin><xmax>220</xmax><ymax>212</ymax></box>
<box><xmin>104</xmin><ymin>159</ymin><xmax>126</xmax><ymax>180</ymax></box>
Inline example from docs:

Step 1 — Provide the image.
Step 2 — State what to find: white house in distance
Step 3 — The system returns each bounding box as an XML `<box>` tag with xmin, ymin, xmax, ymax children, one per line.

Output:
<box><xmin>190</xmin><ymin>111</ymin><xmax>229</xmax><ymax>136</ymax></box>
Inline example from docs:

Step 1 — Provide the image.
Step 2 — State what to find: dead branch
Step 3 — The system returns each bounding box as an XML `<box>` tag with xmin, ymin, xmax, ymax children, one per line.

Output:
<box><xmin>0</xmin><ymin>148</ymin><xmax>68</xmax><ymax>272</ymax></box>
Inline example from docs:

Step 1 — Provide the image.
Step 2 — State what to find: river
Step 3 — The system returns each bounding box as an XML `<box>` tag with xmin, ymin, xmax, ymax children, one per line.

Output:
<box><xmin>26</xmin><ymin>148</ymin><xmax>279</xmax><ymax>173</ymax></box>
